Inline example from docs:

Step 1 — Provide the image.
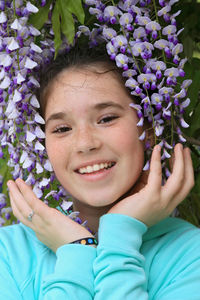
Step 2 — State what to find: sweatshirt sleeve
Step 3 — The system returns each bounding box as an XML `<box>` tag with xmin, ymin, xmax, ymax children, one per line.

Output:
<box><xmin>42</xmin><ymin>244</ymin><xmax>96</xmax><ymax>300</ymax></box>
<box><xmin>152</xmin><ymin>227</ymin><xmax>200</xmax><ymax>300</ymax></box>
<box><xmin>93</xmin><ymin>213</ymin><xmax>148</xmax><ymax>300</ymax></box>
<box><xmin>0</xmin><ymin>242</ymin><xmax>24</xmax><ymax>300</ymax></box>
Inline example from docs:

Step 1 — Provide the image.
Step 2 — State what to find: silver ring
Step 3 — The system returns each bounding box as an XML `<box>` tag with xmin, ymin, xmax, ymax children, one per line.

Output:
<box><xmin>27</xmin><ymin>210</ymin><xmax>35</xmax><ymax>222</ymax></box>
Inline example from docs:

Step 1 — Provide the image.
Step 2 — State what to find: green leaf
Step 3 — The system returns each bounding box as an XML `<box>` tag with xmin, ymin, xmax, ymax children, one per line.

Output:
<box><xmin>59</xmin><ymin>0</ymin><xmax>75</xmax><ymax>45</ymax></box>
<box><xmin>186</xmin><ymin>101</ymin><xmax>200</xmax><ymax>136</ymax></box>
<box><xmin>64</xmin><ymin>0</ymin><xmax>85</xmax><ymax>24</ymax></box>
<box><xmin>52</xmin><ymin>1</ymin><xmax>62</xmax><ymax>57</ymax></box>
<box><xmin>28</xmin><ymin>0</ymin><xmax>52</xmax><ymax>30</ymax></box>
<box><xmin>186</xmin><ymin>69</ymin><xmax>200</xmax><ymax>111</ymax></box>
<box><xmin>183</xmin><ymin>36</ymin><xmax>194</xmax><ymax>60</ymax></box>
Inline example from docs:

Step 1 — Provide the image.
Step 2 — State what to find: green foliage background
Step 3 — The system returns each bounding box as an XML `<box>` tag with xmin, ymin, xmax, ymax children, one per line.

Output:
<box><xmin>1</xmin><ymin>0</ymin><xmax>200</xmax><ymax>226</ymax></box>
<box><xmin>172</xmin><ymin>0</ymin><xmax>200</xmax><ymax>225</ymax></box>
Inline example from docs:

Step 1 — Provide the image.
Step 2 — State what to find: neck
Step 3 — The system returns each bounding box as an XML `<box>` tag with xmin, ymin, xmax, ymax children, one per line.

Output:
<box><xmin>72</xmin><ymin>199</ymin><xmax>113</xmax><ymax>234</ymax></box>
<box><xmin>71</xmin><ymin>186</ymin><xmax>135</xmax><ymax>234</ymax></box>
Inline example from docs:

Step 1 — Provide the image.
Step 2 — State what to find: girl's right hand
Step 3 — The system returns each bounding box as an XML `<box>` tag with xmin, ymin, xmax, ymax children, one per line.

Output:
<box><xmin>7</xmin><ymin>178</ymin><xmax>94</xmax><ymax>253</ymax></box>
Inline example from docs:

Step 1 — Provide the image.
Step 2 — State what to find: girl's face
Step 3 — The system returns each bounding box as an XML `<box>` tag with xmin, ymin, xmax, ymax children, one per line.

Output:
<box><xmin>45</xmin><ymin>67</ymin><xmax>144</xmax><ymax>209</ymax></box>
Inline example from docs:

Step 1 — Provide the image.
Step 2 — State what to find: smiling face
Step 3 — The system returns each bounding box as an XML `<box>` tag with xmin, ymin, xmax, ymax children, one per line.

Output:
<box><xmin>44</xmin><ymin>66</ymin><xmax>144</xmax><ymax>211</ymax></box>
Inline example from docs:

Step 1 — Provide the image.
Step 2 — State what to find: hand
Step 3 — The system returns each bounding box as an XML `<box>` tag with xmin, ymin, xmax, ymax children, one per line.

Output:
<box><xmin>7</xmin><ymin>178</ymin><xmax>94</xmax><ymax>252</ymax></box>
<box><xmin>108</xmin><ymin>144</ymin><xmax>194</xmax><ymax>227</ymax></box>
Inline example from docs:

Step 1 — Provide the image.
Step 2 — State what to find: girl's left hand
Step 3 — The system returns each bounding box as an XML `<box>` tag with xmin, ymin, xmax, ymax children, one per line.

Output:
<box><xmin>108</xmin><ymin>143</ymin><xmax>194</xmax><ymax>227</ymax></box>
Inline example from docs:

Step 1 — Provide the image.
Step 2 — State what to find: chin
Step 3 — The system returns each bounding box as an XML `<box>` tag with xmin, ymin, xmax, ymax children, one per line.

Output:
<box><xmin>75</xmin><ymin>188</ymin><xmax>130</xmax><ymax>209</ymax></box>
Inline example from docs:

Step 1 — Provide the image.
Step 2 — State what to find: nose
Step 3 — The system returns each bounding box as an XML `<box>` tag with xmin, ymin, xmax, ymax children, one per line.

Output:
<box><xmin>74</xmin><ymin>125</ymin><xmax>102</xmax><ymax>154</ymax></box>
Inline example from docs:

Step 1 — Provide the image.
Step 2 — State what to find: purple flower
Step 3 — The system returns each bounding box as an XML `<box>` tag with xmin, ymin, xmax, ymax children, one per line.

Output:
<box><xmin>155</xmin><ymin>123</ymin><xmax>164</xmax><ymax>136</ymax></box>
<box><xmin>146</xmin><ymin>21</ymin><xmax>161</xmax><ymax>32</ymax></box>
<box><xmin>133</xmin><ymin>27</ymin><xmax>147</xmax><ymax>39</ymax></box>
<box><xmin>131</xmin><ymin>42</ymin><xmax>145</xmax><ymax>56</ymax></box>
<box><xmin>139</xmin><ymin>130</ymin><xmax>146</xmax><ymax>140</ymax></box>
<box><xmin>161</xmin><ymin>148</ymin><xmax>171</xmax><ymax>160</ymax></box>
<box><xmin>125</xmin><ymin>77</ymin><xmax>138</xmax><ymax>89</ymax></box>
<box><xmin>138</xmin><ymin>73</ymin><xmax>156</xmax><ymax>89</ymax></box>
<box><xmin>162</xmin><ymin>25</ymin><xmax>176</xmax><ymax>36</ymax></box>
<box><xmin>122</xmin><ymin>69</ymin><xmax>137</xmax><ymax>77</ymax></box>
<box><xmin>180</xmin><ymin>118</ymin><xmax>189</xmax><ymax>128</ymax></box>
<box><xmin>157</xmin><ymin>5</ymin><xmax>171</xmax><ymax>17</ymax></box>
<box><xmin>115</xmin><ymin>53</ymin><xmax>129</xmax><ymax>70</ymax></box>
<box><xmin>151</xmin><ymin>93</ymin><xmax>163</xmax><ymax>110</ymax></box>
<box><xmin>181</xmin><ymin>79</ymin><xmax>192</xmax><ymax>89</ymax></box>
<box><xmin>106</xmin><ymin>41</ymin><xmax>116</xmax><ymax>59</ymax></box>
<box><xmin>143</xmin><ymin>160</ymin><xmax>150</xmax><ymax>171</ymax></box>
<box><xmin>102</xmin><ymin>27</ymin><xmax>117</xmax><ymax>40</ymax></box>
<box><xmin>141</xmin><ymin>96</ymin><xmax>150</xmax><ymax>109</ymax></box>
<box><xmin>112</xmin><ymin>35</ymin><xmax>128</xmax><ymax>53</ymax></box>
<box><xmin>154</xmin><ymin>39</ymin><xmax>169</xmax><ymax>50</ymax></box>
<box><xmin>0</xmin><ymin>11</ymin><xmax>7</xmax><ymax>23</ymax></box>
<box><xmin>136</xmin><ymin>16</ymin><xmax>151</xmax><ymax>25</ymax></box>
<box><xmin>104</xmin><ymin>6</ymin><xmax>121</xmax><ymax>24</ymax></box>
<box><xmin>119</xmin><ymin>13</ymin><xmax>133</xmax><ymax>30</ymax></box>
<box><xmin>164</xmin><ymin>67</ymin><xmax>179</xmax><ymax>85</ymax></box>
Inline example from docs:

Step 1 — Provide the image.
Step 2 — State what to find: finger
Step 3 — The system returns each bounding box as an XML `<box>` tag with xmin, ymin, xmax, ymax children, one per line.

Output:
<box><xmin>14</xmin><ymin>178</ymin><xmax>51</xmax><ymax>219</ymax></box>
<box><xmin>15</xmin><ymin>178</ymin><xmax>37</xmax><ymax>206</ymax></box>
<box><xmin>147</xmin><ymin>144</ymin><xmax>162</xmax><ymax>192</ymax></box>
<box><xmin>7</xmin><ymin>180</ymin><xmax>32</xmax><ymax>217</ymax></box>
<box><xmin>8</xmin><ymin>180</ymin><xmax>52</xmax><ymax>231</ymax></box>
<box><xmin>162</xmin><ymin>143</ymin><xmax>184</xmax><ymax>199</ymax></box>
<box><xmin>9</xmin><ymin>189</ymin><xmax>34</xmax><ymax>227</ymax></box>
<box><xmin>172</xmin><ymin>147</ymin><xmax>194</xmax><ymax>206</ymax></box>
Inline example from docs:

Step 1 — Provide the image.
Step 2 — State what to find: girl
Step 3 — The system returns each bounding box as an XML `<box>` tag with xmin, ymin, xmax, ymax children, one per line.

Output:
<box><xmin>2</xmin><ymin>49</ymin><xmax>200</xmax><ymax>299</ymax></box>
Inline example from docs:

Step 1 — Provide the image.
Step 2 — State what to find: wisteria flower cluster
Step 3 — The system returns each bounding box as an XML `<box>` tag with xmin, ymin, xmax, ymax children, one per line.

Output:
<box><xmin>0</xmin><ymin>0</ymin><xmax>192</xmax><ymax>226</ymax></box>
<box><xmin>0</xmin><ymin>0</ymin><xmax>83</xmax><ymax>226</ymax></box>
<box><xmin>81</xmin><ymin>0</ymin><xmax>192</xmax><ymax>175</ymax></box>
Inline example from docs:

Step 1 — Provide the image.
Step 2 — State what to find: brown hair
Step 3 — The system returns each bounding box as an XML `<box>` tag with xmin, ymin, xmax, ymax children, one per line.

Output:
<box><xmin>36</xmin><ymin>46</ymin><xmax>129</xmax><ymax>118</ymax></box>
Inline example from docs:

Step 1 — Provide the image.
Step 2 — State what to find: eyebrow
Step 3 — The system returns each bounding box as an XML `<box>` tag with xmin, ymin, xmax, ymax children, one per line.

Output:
<box><xmin>45</xmin><ymin>101</ymin><xmax>125</xmax><ymax>127</ymax></box>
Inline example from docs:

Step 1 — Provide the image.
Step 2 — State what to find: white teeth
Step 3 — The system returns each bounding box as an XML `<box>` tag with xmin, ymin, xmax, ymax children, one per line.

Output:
<box><xmin>86</xmin><ymin>166</ymin><xmax>93</xmax><ymax>173</ymax></box>
<box><xmin>93</xmin><ymin>164</ymin><xmax>100</xmax><ymax>171</ymax></box>
<box><xmin>78</xmin><ymin>162</ymin><xmax>114</xmax><ymax>174</ymax></box>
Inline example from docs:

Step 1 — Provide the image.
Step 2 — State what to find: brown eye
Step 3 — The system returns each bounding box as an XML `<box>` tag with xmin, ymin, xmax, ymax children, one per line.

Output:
<box><xmin>53</xmin><ymin>126</ymin><xmax>71</xmax><ymax>133</ymax></box>
<box><xmin>98</xmin><ymin>116</ymin><xmax>119</xmax><ymax>124</ymax></box>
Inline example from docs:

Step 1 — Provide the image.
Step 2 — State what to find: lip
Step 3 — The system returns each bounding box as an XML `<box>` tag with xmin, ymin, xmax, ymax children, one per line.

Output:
<box><xmin>74</xmin><ymin>160</ymin><xmax>116</xmax><ymax>172</ymax></box>
<box><xmin>75</xmin><ymin>162</ymin><xmax>116</xmax><ymax>182</ymax></box>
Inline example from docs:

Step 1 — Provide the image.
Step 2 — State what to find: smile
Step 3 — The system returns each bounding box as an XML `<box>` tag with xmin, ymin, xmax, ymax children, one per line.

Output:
<box><xmin>76</xmin><ymin>162</ymin><xmax>116</xmax><ymax>174</ymax></box>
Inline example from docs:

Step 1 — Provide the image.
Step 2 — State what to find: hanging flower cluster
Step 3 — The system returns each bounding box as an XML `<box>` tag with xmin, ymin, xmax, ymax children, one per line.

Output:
<box><xmin>0</xmin><ymin>1</ymin><xmax>82</xmax><ymax>226</ymax></box>
<box><xmin>81</xmin><ymin>0</ymin><xmax>192</xmax><ymax>176</ymax></box>
<box><xmin>0</xmin><ymin>0</ymin><xmax>192</xmax><ymax>226</ymax></box>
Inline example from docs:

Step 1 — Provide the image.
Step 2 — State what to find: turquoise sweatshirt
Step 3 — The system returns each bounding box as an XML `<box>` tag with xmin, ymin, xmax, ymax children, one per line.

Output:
<box><xmin>0</xmin><ymin>213</ymin><xmax>200</xmax><ymax>299</ymax></box>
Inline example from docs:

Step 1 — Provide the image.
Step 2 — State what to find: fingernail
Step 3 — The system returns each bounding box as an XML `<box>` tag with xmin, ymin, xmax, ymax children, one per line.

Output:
<box><xmin>7</xmin><ymin>181</ymin><xmax>11</xmax><ymax>188</ymax></box>
<box><xmin>156</xmin><ymin>144</ymin><xmax>161</xmax><ymax>152</ymax></box>
<box><xmin>179</xmin><ymin>143</ymin><xmax>183</xmax><ymax>149</ymax></box>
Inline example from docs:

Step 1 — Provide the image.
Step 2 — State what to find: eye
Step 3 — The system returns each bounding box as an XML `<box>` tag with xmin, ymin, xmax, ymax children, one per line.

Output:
<box><xmin>52</xmin><ymin>125</ymin><xmax>72</xmax><ymax>133</ymax></box>
<box><xmin>98</xmin><ymin>115</ymin><xmax>119</xmax><ymax>124</ymax></box>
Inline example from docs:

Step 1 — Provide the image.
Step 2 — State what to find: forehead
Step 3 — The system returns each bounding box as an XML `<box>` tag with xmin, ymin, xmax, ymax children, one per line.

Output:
<box><xmin>52</xmin><ymin>66</ymin><xmax>125</xmax><ymax>92</ymax></box>
<box><xmin>44</xmin><ymin>67</ymin><xmax>132</xmax><ymax>118</ymax></box>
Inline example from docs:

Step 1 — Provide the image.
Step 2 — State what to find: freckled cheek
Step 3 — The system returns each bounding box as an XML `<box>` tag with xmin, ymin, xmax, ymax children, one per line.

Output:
<box><xmin>45</xmin><ymin>138</ymin><xmax>70</xmax><ymax>169</ymax></box>
<box><xmin>110</xmin><ymin>123</ymin><xmax>140</xmax><ymax>149</ymax></box>
<box><xmin>114</xmin><ymin>125</ymin><xmax>144</xmax><ymax>166</ymax></box>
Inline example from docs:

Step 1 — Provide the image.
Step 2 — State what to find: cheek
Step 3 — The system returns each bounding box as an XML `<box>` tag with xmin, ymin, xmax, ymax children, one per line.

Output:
<box><xmin>112</xmin><ymin>120</ymin><xmax>142</xmax><ymax>150</ymax></box>
<box><xmin>45</xmin><ymin>138</ymin><xmax>66</xmax><ymax>169</ymax></box>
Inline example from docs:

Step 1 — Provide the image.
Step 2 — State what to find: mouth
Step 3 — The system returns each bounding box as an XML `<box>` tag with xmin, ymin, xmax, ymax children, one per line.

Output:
<box><xmin>75</xmin><ymin>161</ymin><xmax>116</xmax><ymax>175</ymax></box>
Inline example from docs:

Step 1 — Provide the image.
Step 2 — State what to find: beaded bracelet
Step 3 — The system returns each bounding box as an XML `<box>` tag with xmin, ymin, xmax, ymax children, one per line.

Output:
<box><xmin>70</xmin><ymin>237</ymin><xmax>98</xmax><ymax>246</ymax></box>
